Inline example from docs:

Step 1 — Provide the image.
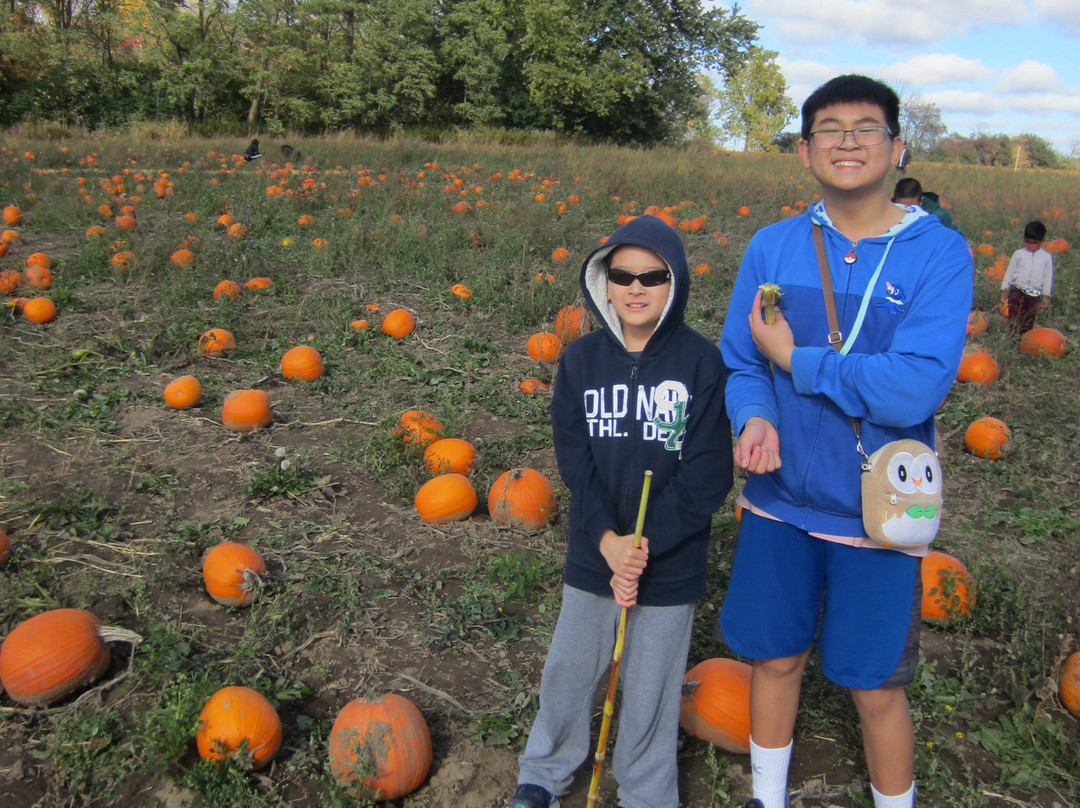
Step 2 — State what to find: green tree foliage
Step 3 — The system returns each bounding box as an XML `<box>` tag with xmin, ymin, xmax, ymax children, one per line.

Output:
<box><xmin>0</xmin><ymin>0</ymin><xmax>758</xmax><ymax>142</ymax></box>
<box><xmin>712</xmin><ymin>47</ymin><xmax>796</xmax><ymax>152</ymax></box>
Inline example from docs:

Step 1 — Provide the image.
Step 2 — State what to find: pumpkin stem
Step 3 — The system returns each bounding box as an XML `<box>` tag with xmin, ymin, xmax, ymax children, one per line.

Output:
<box><xmin>241</xmin><ymin>567</ymin><xmax>264</xmax><ymax>594</ymax></box>
<box><xmin>98</xmin><ymin>625</ymin><xmax>144</xmax><ymax>646</ymax></box>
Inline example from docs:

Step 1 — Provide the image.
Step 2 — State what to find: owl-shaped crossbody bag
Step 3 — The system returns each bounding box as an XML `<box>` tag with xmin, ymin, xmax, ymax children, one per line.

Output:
<box><xmin>812</xmin><ymin>224</ymin><xmax>942</xmax><ymax>549</ymax></box>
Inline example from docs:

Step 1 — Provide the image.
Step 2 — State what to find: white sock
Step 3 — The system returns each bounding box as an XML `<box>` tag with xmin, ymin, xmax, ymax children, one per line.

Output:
<box><xmin>749</xmin><ymin>736</ymin><xmax>792</xmax><ymax>808</ymax></box>
<box><xmin>872</xmin><ymin>782</ymin><xmax>915</xmax><ymax>808</ymax></box>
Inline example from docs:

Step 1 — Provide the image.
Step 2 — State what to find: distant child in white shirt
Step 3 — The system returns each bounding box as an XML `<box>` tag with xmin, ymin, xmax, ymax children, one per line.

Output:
<box><xmin>1000</xmin><ymin>220</ymin><xmax>1054</xmax><ymax>335</ymax></box>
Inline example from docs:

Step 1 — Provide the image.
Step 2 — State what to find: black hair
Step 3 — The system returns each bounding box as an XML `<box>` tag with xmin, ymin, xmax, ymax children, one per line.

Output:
<box><xmin>801</xmin><ymin>74</ymin><xmax>902</xmax><ymax>141</ymax></box>
<box><xmin>1023</xmin><ymin>220</ymin><xmax>1047</xmax><ymax>242</ymax></box>
<box><xmin>892</xmin><ymin>178</ymin><xmax>923</xmax><ymax>200</ymax></box>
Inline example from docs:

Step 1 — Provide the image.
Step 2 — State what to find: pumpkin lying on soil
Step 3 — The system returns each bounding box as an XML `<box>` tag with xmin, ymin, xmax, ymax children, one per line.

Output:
<box><xmin>921</xmin><ymin>551</ymin><xmax>975</xmax><ymax>626</ymax></box>
<box><xmin>679</xmin><ymin>657</ymin><xmax>752</xmax><ymax>754</ymax></box>
<box><xmin>329</xmin><ymin>693</ymin><xmax>432</xmax><ymax>800</ymax></box>
<box><xmin>0</xmin><ymin>608</ymin><xmax>141</xmax><ymax>706</ymax></box>
<box><xmin>196</xmin><ymin>686</ymin><xmax>282</xmax><ymax>770</ymax></box>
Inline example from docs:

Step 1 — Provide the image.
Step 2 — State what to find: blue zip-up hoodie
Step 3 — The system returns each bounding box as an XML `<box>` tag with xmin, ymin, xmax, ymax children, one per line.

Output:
<box><xmin>552</xmin><ymin>215</ymin><xmax>734</xmax><ymax>606</ymax></box>
<box><xmin>721</xmin><ymin>201</ymin><xmax>972</xmax><ymax>539</ymax></box>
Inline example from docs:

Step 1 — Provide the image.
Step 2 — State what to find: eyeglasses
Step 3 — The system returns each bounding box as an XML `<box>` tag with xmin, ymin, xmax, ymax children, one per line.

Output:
<box><xmin>807</xmin><ymin>126</ymin><xmax>892</xmax><ymax>149</ymax></box>
<box><xmin>607</xmin><ymin>267</ymin><xmax>671</xmax><ymax>288</ymax></box>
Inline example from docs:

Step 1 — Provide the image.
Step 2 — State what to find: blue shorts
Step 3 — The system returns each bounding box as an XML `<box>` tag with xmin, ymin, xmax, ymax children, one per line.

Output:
<box><xmin>719</xmin><ymin>512</ymin><xmax>921</xmax><ymax>690</ymax></box>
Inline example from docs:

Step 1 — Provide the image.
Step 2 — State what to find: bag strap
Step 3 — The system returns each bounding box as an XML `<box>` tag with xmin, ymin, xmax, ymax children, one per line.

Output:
<box><xmin>812</xmin><ymin>224</ymin><xmax>868</xmax><ymax>464</ymax></box>
<box><xmin>812</xmin><ymin>224</ymin><xmax>845</xmax><ymax>350</ymax></box>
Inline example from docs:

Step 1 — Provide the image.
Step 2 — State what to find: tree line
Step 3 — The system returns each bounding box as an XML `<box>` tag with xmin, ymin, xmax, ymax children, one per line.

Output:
<box><xmin>0</xmin><ymin>0</ymin><xmax>760</xmax><ymax>144</ymax></box>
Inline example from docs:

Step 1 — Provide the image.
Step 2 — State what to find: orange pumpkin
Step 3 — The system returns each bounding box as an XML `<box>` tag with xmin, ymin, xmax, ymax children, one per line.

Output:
<box><xmin>1019</xmin><ymin>327</ymin><xmax>1066</xmax><ymax>358</ymax></box>
<box><xmin>110</xmin><ymin>251</ymin><xmax>136</xmax><ymax>272</ymax></box>
<box><xmin>974</xmin><ymin>243</ymin><xmax>995</xmax><ymax>257</ymax></box>
<box><xmin>526</xmin><ymin>332</ymin><xmax>562</xmax><ymax>363</ymax></box>
<box><xmin>221</xmin><ymin>389</ymin><xmax>273</xmax><ymax>433</ymax></box>
<box><xmin>329</xmin><ymin>693</ymin><xmax>432</xmax><ymax>800</ymax></box>
<box><xmin>519</xmin><ymin>378</ymin><xmax>550</xmax><ymax>394</ymax></box>
<box><xmin>382</xmin><ymin>308</ymin><xmax>416</xmax><ymax>339</ymax></box>
<box><xmin>487</xmin><ymin>468</ymin><xmax>557</xmax><ymax>531</ymax></box>
<box><xmin>551</xmin><ymin>246</ymin><xmax>570</xmax><ymax>262</ymax></box>
<box><xmin>2</xmin><ymin>205</ymin><xmax>22</xmax><ymax>226</ymax></box>
<box><xmin>415</xmin><ymin>474</ymin><xmax>477</xmax><ymax>524</ymax></box>
<box><xmin>170</xmin><ymin>248</ymin><xmax>196</xmax><ymax>268</ymax></box>
<box><xmin>395</xmin><ymin>410</ymin><xmax>443</xmax><ymax>448</ymax></box>
<box><xmin>227</xmin><ymin>222</ymin><xmax>247</xmax><ymax>240</ymax></box>
<box><xmin>202</xmin><ymin>541</ymin><xmax>267</xmax><ymax>606</ymax></box>
<box><xmin>196</xmin><ymin>686</ymin><xmax>282</xmax><ymax>771</ymax></box>
<box><xmin>25</xmin><ymin>252</ymin><xmax>51</xmax><ymax>269</ymax></box>
<box><xmin>0</xmin><ymin>269</ymin><xmax>22</xmax><ymax>296</ymax></box>
<box><xmin>966</xmin><ymin>311</ymin><xmax>987</xmax><ymax>338</ymax></box>
<box><xmin>555</xmin><ymin>305</ymin><xmax>587</xmax><ymax>344</ymax></box>
<box><xmin>736</xmin><ymin>205</ymin><xmax>750</xmax><ymax>217</ymax></box>
<box><xmin>216</xmin><ymin>213</ymin><xmax>234</xmax><ymax>228</ymax></box>
<box><xmin>956</xmin><ymin>349</ymin><xmax>999</xmax><ymax>385</ymax></box>
<box><xmin>245</xmin><ymin>277</ymin><xmax>273</xmax><ymax>291</ymax></box>
<box><xmin>423</xmin><ymin>438</ymin><xmax>477</xmax><ymax>475</ymax></box>
<box><xmin>163</xmin><ymin>375</ymin><xmax>202</xmax><ymax>409</ymax></box>
<box><xmin>198</xmin><ymin>328</ymin><xmax>236</xmax><ymax>356</ymax></box>
<box><xmin>964</xmin><ymin>416</ymin><xmax>1010</xmax><ymax>460</ymax></box>
<box><xmin>0</xmin><ymin>608</ymin><xmax>141</xmax><ymax>706</ymax></box>
<box><xmin>24</xmin><ymin>264</ymin><xmax>52</xmax><ymax>290</ymax></box>
<box><xmin>213</xmin><ymin>279</ymin><xmax>242</xmax><ymax>300</ymax></box>
<box><xmin>1059</xmin><ymin>651</ymin><xmax>1080</xmax><ymax>719</ymax></box>
<box><xmin>450</xmin><ymin>283</ymin><xmax>471</xmax><ymax>299</ymax></box>
<box><xmin>21</xmin><ymin>297</ymin><xmax>57</xmax><ymax>324</ymax></box>
<box><xmin>281</xmin><ymin>345</ymin><xmax>325</xmax><ymax>381</ymax></box>
<box><xmin>921</xmin><ymin>551</ymin><xmax>975</xmax><ymax>625</ymax></box>
<box><xmin>350</xmin><ymin>319</ymin><xmax>370</xmax><ymax>331</ymax></box>
<box><xmin>679</xmin><ymin>657</ymin><xmax>752</xmax><ymax>754</ymax></box>
<box><xmin>114</xmin><ymin>214</ymin><xmax>137</xmax><ymax>231</ymax></box>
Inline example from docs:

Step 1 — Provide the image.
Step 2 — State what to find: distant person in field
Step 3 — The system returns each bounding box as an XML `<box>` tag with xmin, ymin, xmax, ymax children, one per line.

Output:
<box><xmin>891</xmin><ymin>178</ymin><xmax>961</xmax><ymax>234</ymax></box>
<box><xmin>243</xmin><ymin>138</ymin><xmax>262</xmax><ymax>161</ymax></box>
<box><xmin>1000</xmin><ymin>219</ymin><xmax>1054</xmax><ymax>336</ymax></box>
<box><xmin>895</xmin><ymin>146</ymin><xmax>910</xmax><ymax>174</ymax></box>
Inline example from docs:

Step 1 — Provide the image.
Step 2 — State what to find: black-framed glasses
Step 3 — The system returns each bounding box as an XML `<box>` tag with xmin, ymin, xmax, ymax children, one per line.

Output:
<box><xmin>807</xmin><ymin>126</ymin><xmax>892</xmax><ymax>149</ymax></box>
<box><xmin>607</xmin><ymin>267</ymin><xmax>671</xmax><ymax>288</ymax></box>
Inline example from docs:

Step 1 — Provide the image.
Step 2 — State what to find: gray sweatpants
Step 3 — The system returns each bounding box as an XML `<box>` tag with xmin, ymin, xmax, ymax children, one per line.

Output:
<box><xmin>517</xmin><ymin>585</ymin><xmax>695</xmax><ymax>808</ymax></box>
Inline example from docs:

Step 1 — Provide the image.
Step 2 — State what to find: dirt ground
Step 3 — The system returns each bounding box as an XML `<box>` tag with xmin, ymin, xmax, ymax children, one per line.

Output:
<box><xmin>1</xmin><ymin>282</ymin><xmax>1075</xmax><ymax>808</ymax></box>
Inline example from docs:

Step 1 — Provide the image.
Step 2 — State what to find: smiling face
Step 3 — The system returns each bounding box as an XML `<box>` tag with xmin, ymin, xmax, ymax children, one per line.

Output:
<box><xmin>606</xmin><ymin>244</ymin><xmax>672</xmax><ymax>351</ymax></box>
<box><xmin>798</xmin><ymin>101</ymin><xmax>904</xmax><ymax>198</ymax></box>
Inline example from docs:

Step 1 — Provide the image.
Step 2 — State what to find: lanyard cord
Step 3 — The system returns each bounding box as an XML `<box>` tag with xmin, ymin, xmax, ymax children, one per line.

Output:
<box><xmin>840</xmin><ymin>236</ymin><xmax>896</xmax><ymax>355</ymax></box>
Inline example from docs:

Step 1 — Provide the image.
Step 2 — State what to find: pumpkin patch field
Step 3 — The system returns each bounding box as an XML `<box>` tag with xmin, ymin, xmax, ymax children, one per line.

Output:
<box><xmin>1</xmin><ymin>133</ymin><xmax>1079</xmax><ymax>807</ymax></box>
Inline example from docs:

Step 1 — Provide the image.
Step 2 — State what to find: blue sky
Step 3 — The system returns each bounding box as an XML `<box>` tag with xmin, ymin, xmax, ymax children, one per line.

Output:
<box><xmin>731</xmin><ymin>0</ymin><xmax>1080</xmax><ymax>155</ymax></box>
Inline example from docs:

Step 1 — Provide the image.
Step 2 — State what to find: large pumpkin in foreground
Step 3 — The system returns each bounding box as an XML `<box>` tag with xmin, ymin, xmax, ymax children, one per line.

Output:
<box><xmin>921</xmin><ymin>551</ymin><xmax>975</xmax><ymax>626</ymax></box>
<box><xmin>1019</xmin><ymin>327</ymin><xmax>1066</xmax><ymax>358</ymax></box>
<box><xmin>679</xmin><ymin>657</ymin><xmax>752</xmax><ymax>754</ymax></box>
<box><xmin>196</xmin><ymin>686</ymin><xmax>282</xmax><ymax>770</ymax></box>
<box><xmin>1059</xmin><ymin>651</ymin><xmax>1080</xmax><ymax>719</ymax></box>
<box><xmin>0</xmin><ymin>609</ymin><xmax>141</xmax><ymax>706</ymax></box>
<box><xmin>414</xmin><ymin>473</ymin><xmax>477</xmax><ymax>524</ymax></box>
<box><xmin>329</xmin><ymin>693</ymin><xmax>432</xmax><ymax>801</ymax></box>
<box><xmin>487</xmin><ymin>468</ymin><xmax>557</xmax><ymax>531</ymax></box>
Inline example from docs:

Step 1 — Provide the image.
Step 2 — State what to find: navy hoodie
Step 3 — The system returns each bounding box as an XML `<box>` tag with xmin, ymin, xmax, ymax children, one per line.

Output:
<box><xmin>551</xmin><ymin>216</ymin><xmax>734</xmax><ymax>606</ymax></box>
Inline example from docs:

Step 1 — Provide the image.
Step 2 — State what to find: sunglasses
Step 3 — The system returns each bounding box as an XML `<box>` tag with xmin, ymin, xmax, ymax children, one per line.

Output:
<box><xmin>607</xmin><ymin>267</ymin><xmax>671</xmax><ymax>288</ymax></box>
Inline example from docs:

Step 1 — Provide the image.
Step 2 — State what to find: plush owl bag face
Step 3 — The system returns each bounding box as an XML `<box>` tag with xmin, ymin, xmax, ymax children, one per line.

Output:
<box><xmin>861</xmin><ymin>438</ymin><xmax>942</xmax><ymax>549</ymax></box>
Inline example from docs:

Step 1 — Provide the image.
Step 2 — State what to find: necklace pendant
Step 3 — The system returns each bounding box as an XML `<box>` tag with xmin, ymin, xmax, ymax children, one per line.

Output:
<box><xmin>844</xmin><ymin>251</ymin><xmax>857</xmax><ymax>265</ymax></box>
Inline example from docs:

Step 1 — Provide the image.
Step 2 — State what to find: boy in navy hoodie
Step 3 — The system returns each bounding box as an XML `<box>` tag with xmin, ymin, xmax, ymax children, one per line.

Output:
<box><xmin>719</xmin><ymin>75</ymin><xmax>971</xmax><ymax>808</ymax></box>
<box><xmin>508</xmin><ymin>215</ymin><xmax>733</xmax><ymax>808</ymax></box>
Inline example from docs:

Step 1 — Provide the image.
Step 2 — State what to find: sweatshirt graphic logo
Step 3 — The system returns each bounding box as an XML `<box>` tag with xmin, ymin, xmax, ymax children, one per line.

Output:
<box><xmin>583</xmin><ymin>379</ymin><xmax>690</xmax><ymax>452</ymax></box>
<box><xmin>875</xmin><ymin>281</ymin><xmax>906</xmax><ymax>314</ymax></box>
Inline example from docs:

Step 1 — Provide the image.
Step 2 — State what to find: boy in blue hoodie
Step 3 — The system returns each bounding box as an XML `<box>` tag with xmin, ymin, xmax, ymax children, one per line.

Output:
<box><xmin>719</xmin><ymin>75</ymin><xmax>971</xmax><ymax>808</ymax></box>
<box><xmin>509</xmin><ymin>215</ymin><xmax>734</xmax><ymax>808</ymax></box>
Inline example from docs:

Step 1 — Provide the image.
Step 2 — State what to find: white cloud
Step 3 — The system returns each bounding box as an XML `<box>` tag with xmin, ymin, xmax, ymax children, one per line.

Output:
<box><xmin>995</xmin><ymin>61</ymin><xmax>1063</xmax><ymax>93</ymax></box>
<box><xmin>740</xmin><ymin>0</ymin><xmax>1025</xmax><ymax>49</ymax></box>
<box><xmin>1033</xmin><ymin>0</ymin><xmax>1080</xmax><ymax>32</ymax></box>
<box><xmin>881</xmin><ymin>54</ymin><xmax>995</xmax><ymax>87</ymax></box>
